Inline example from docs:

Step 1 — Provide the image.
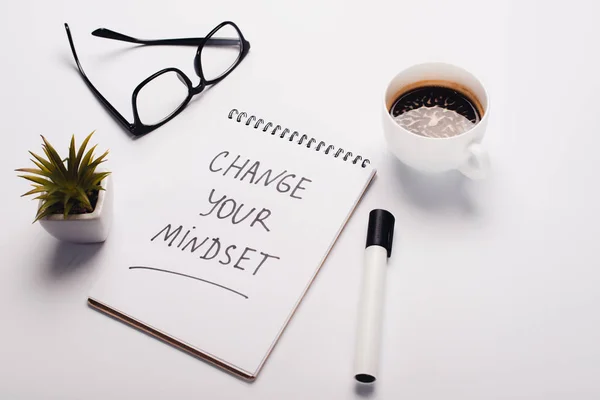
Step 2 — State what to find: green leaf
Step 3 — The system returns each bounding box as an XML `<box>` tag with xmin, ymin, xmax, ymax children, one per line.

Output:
<box><xmin>35</xmin><ymin>197</ymin><xmax>62</xmax><ymax>218</ymax></box>
<box><xmin>89</xmin><ymin>172</ymin><xmax>111</xmax><ymax>187</ymax></box>
<box><xmin>44</xmin><ymin>186</ymin><xmax>60</xmax><ymax>198</ymax></box>
<box><xmin>62</xmin><ymin>192</ymin><xmax>72</xmax><ymax>218</ymax></box>
<box><xmin>33</xmin><ymin>191</ymin><xmax>63</xmax><ymax>203</ymax></box>
<box><xmin>63</xmin><ymin>202</ymin><xmax>73</xmax><ymax>218</ymax></box>
<box><xmin>15</xmin><ymin>167</ymin><xmax>52</xmax><ymax>178</ymax></box>
<box><xmin>75</xmin><ymin>187</ymin><xmax>93</xmax><ymax>211</ymax></box>
<box><xmin>40</xmin><ymin>135</ymin><xmax>68</xmax><ymax>179</ymax></box>
<box><xmin>81</xmin><ymin>167</ymin><xmax>107</xmax><ymax>189</ymax></box>
<box><xmin>18</xmin><ymin>174</ymin><xmax>54</xmax><ymax>186</ymax></box>
<box><xmin>33</xmin><ymin>203</ymin><xmax>62</xmax><ymax>223</ymax></box>
<box><xmin>35</xmin><ymin>189</ymin><xmax>59</xmax><ymax>200</ymax></box>
<box><xmin>38</xmin><ymin>143</ymin><xmax>70</xmax><ymax>187</ymax></box>
<box><xmin>68</xmin><ymin>135</ymin><xmax>76</xmax><ymax>179</ymax></box>
<box><xmin>29</xmin><ymin>151</ymin><xmax>54</xmax><ymax>172</ymax></box>
<box><xmin>39</xmin><ymin>191</ymin><xmax>63</xmax><ymax>204</ymax></box>
<box><xmin>42</xmin><ymin>155</ymin><xmax>65</xmax><ymax>182</ymax></box>
<box><xmin>21</xmin><ymin>185</ymin><xmax>46</xmax><ymax>197</ymax></box>
<box><xmin>90</xmin><ymin>149</ymin><xmax>109</xmax><ymax>167</ymax></box>
<box><xmin>80</xmin><ymin>150</ymin><xmax>109</xmax><ymax>185</ymax></box>
<box><xmin>30</xmin><ymin>158</ymin><xmax>51</xmax><ymax>174</ymax></box>
<box><xmin>74</xmin><ymin>131</ymin><xmax>94</xmax><ymax>173</ymax></box>
<box><xmin>79</xmin><ymin>144</ymin><xmax>98</xmax><ymax>172</ymax></box>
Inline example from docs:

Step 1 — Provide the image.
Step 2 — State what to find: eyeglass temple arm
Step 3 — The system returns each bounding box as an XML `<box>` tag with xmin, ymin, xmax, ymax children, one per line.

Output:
<box><xmin>91</xmin><ymin>28</ymin><xmax>241</xmax><ymax>46</ymax></box>
<box><xmin>64</xmin><ymin>24</ymin><xmax>133</xmax><ymax>131</ymax></box>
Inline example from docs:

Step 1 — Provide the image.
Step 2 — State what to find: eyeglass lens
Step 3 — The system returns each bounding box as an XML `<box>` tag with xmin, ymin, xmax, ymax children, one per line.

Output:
<box><xmin>136</xmin><ymin>71</ymin><xmax>190</xmax><ymax>125</ymax></box>
<box><xmin>201</xmin><ymin>24</ymin><xmax>242</xmax><ymax>81</ymax></box>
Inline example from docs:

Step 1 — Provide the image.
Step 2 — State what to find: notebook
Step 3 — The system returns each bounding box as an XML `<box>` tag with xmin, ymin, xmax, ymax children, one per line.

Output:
<box><xmin>88</xmin><ymin>107</ymin><xmax>376</xmax><ymax>380</ymax></box>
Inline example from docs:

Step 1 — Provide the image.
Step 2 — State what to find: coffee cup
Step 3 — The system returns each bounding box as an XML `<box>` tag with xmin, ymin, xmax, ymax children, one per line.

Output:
<box><xmin>382</xmin><ymin>62</ymin><xmax>490</xmax><ymax>179</ymax></box>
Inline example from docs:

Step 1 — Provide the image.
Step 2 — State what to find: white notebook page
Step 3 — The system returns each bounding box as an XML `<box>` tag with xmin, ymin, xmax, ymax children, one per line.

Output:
<box><xmin>89</xmin><ymin>106</ymin><xmax>375</xmax><ymax>378</ymax></box>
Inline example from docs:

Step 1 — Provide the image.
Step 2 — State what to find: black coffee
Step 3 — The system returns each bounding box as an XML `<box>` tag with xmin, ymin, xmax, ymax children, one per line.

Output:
<box><xmin>390</xmin><ymin>85</ymin><xmax>481</xmax><ymax>138</ymax></box>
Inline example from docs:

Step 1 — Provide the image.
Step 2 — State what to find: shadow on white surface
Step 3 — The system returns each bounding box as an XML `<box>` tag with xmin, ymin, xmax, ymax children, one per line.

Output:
<box><xmin>44</xmin><ymin>241</ymin><xmax>103</xmax><ymax>281</ymax></box>
<box><xmin>391</xmin><ymin>155</ymin><xmax>479</xmax><ymax>216</ymax></box>
<box><xmin>89</xmin><ymin>44</ymin><xmax>152</xmax><ymax>63</ymax></box>
<box><xmin>354</xmin><ymin>381</ymin><xmax>375</xmax><ymax>397</ymax></box>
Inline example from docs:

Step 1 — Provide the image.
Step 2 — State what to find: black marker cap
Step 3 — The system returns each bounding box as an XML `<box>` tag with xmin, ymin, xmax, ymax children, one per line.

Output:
<box><xmin>365</xmin><ymin>209</ymin><xmax>395</xmax><ymax>257</ymax></box>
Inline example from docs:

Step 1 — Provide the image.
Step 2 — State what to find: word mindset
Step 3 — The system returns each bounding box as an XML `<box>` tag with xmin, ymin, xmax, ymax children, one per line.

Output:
<box><xmin>151</xmin><ymin>223</ymin><xmax>279</xmax><ymax>276</ymax></box>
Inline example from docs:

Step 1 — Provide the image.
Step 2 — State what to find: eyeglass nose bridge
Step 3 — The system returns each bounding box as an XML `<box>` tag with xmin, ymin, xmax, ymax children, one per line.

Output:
<box><xmin>176</xmin><ymin>73</ymin><xmax>198</xmax><ymax>94</ymax></box>
<box><xmin>190</xmin><ymin>81</ymin><xmax>206</xmax><ymax>95</ymax></box>
<box><xmin>190</xmin><ymin>51</ymin><xmax>207</xmax><ymax>95</ymax></box>
<box><xmin>176</xmin><ymin>73</ymin><xmax>203</xmax><ymax>95</ymax></box>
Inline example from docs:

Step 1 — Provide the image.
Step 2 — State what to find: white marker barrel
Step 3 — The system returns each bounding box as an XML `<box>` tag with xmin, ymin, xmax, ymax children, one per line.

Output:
<box><xmin>354</xmin><ymin>209</ymin><xmax>395</xmax><ymax>384</ymax></box>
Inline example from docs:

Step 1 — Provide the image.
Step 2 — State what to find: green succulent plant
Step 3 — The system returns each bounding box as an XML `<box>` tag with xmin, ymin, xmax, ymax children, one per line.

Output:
<box><xmin>16</xmin><ymin>132</ymin><xmax>110</xmax><ymax>222</ymax></box>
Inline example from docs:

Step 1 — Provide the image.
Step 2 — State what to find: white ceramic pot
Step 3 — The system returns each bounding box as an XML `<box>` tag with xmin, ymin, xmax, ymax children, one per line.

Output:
<box><xmin>38</xmin><ymin>174</ymin><xmax>113</xmax><ymax>243</ymax></box>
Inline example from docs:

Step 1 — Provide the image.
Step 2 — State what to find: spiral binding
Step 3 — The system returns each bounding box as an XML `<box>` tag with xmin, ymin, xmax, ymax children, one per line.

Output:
<box><xmin>228</xmin><ymin>109</ymin><xmax>371</xmax><ymax>168</ymax></box>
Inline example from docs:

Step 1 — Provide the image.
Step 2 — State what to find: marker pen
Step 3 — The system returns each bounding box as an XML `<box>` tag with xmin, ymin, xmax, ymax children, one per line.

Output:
<box><xmin>354</xmin><ymin>209</ymin><xmax>395</xmax><ymax>384</ymax></box>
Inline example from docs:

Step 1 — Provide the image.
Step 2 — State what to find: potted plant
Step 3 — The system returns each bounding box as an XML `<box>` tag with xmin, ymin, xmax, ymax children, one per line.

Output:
<box><xmin>16</xmin><ymin>132</ymin><xmax>113</xmax><ymax>243</ymax></box>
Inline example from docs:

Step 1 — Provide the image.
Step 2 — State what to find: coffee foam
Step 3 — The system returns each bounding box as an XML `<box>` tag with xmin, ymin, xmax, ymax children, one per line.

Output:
<box><xmin>393</xmin><ymin>105</ymin><xmax>476</xmax><ymax>138</ymax></box>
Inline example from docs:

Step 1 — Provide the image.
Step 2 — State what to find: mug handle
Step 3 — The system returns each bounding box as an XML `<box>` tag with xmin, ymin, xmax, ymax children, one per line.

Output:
<box><xmin>458</xmin><ymin>143</ymin><xmax>489</xmax><ymax>180</ymax></box>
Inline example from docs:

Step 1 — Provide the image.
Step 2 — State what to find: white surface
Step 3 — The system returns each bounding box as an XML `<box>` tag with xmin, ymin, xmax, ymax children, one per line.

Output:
<box><xmin>354</xmin><ymin>246</ymin><xmax>389</xmax><ymax>382</ymax></box>
<box><xmin>1</xmin><ymin>0</ymin><xmax>600</xmax><ymax>399</ymax></box>
<box><xmin>382</xmin><ymin>62</ymin><xmax>490</xmax><ymax>178</ymax></box>
<box><xmin>88</xmin><ymin>113</ymin><xmax>374</xmax><ymax>378</ymax></box>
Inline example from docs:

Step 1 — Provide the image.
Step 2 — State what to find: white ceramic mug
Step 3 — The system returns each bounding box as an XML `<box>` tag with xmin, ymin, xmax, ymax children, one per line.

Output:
<box><xmin>382</xmin><ymin>62</ymin><xmax>490</xmax><ymax>179</ymax></box>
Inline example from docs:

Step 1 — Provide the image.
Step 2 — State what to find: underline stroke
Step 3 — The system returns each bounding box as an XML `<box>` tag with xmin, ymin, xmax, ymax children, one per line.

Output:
<box><xmin>129</xmin><ymin>266</ymin><xmax>248</xmax><ymax>299</ymax></box>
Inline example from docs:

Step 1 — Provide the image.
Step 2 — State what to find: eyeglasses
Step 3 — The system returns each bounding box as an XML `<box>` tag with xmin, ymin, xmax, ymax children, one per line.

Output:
<box><xmin>64</xmin><ymin>22</ymin><xmax>250</xmax><ymax>136</ymax></box>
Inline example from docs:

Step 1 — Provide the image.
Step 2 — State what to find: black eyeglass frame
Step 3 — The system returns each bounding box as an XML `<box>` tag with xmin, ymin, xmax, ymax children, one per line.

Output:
<box><xmin>64</xmin><ymin>22</ymin><xmax>250</xmax><ymax>136</ymax></box>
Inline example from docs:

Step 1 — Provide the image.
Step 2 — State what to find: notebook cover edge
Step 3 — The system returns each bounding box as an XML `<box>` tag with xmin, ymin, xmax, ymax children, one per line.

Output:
<box><xmin>87</xmin><ymin>297</ymin><xmax>256</xmax><ymax>382</ymax></box>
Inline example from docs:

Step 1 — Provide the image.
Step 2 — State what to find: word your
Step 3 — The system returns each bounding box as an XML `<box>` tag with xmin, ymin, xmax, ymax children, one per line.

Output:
<box><xmin>199</xmin><ymin>189</ymin><xmax>271</xmax><ymax>232</ymax></box>
<box><xmin>209</xmin><ymin>151</ymin><xmax>313</xmax><ymax>200</ymax></box>
<box><xmin>150</xmin><ymin>223</ymin><xmax>280</xmax><ymax>276</ymax></box>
